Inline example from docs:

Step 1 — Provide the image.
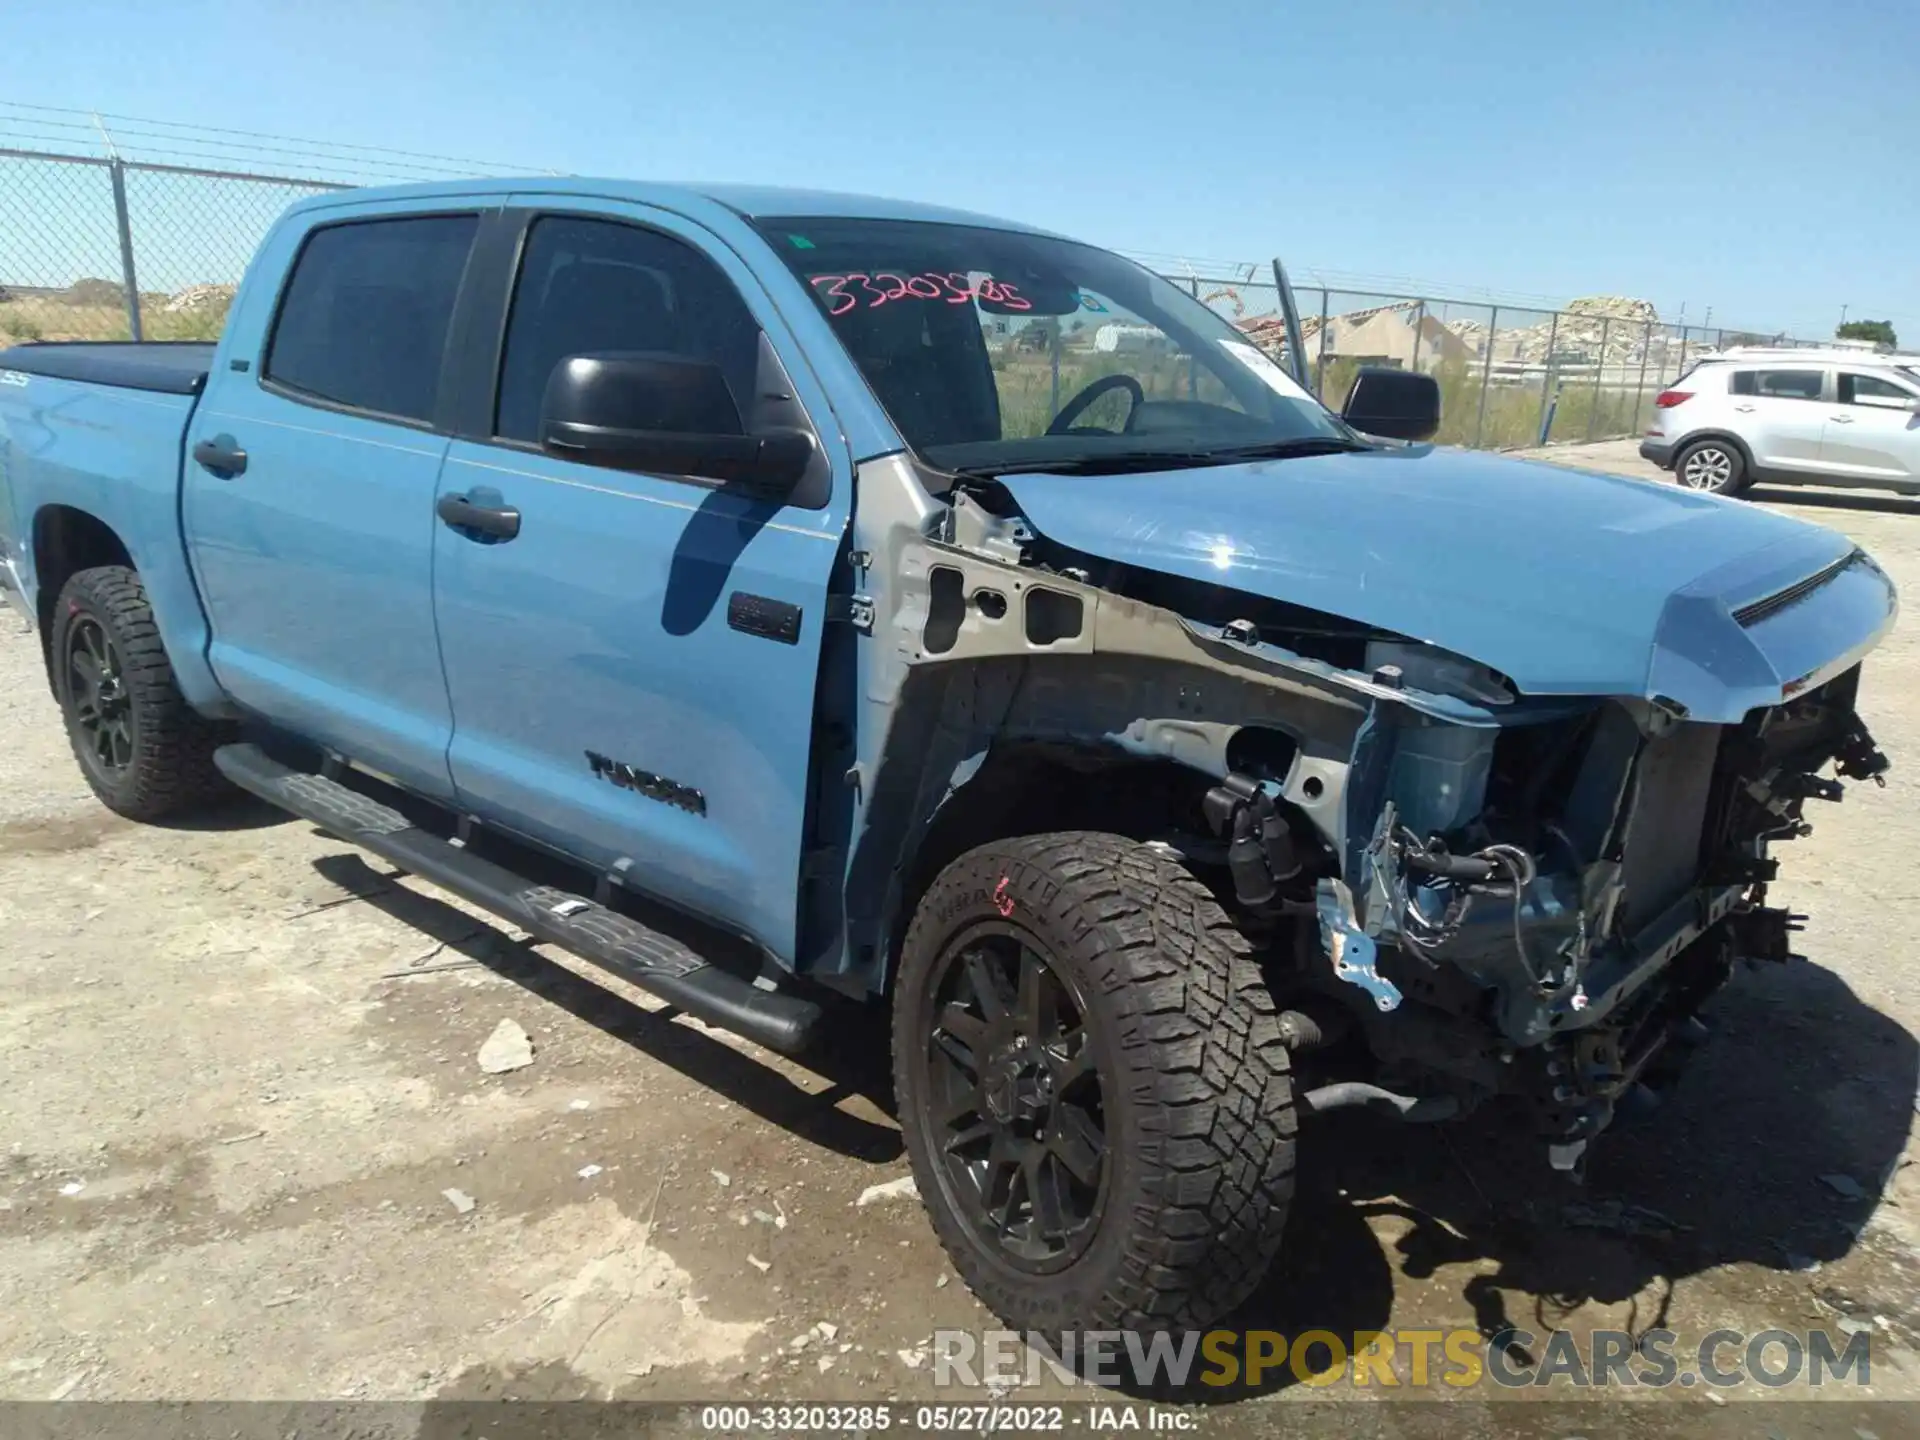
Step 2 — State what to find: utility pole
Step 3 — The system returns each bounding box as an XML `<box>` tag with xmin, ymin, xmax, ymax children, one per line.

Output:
<box><xmin>1839</xmin><ymin>304</ymin><xmax>1849</xmax><ymax>332</ymax></box>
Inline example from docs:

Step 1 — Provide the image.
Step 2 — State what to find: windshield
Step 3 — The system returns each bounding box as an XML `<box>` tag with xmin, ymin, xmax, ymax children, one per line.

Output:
<box><xmin>754</xmin><ymin>216</ymin><xmax>1352</xmax><ymax>474</ymax></box>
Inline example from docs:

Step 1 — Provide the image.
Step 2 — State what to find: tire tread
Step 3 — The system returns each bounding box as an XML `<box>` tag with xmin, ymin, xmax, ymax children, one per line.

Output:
<box><xmin>894</xmin><ymin>830</ymin><xmax>1295</xmax><ymax>1334</ymax></box>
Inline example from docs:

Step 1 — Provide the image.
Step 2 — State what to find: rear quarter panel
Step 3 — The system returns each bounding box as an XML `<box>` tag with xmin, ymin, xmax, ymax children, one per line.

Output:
<box><xmin>0</xmin><ymin>368</ymin><xmax>226</xmax><ymax>708</ymax></box>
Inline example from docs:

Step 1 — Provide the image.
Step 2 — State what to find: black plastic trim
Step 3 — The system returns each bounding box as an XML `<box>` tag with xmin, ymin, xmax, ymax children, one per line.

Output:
<box><xmin>0</xmin><ymin>341</ymin><xmax>213</xmax><ymax>395</ymax></box>
<box><xmin>441</xmin><ymin>206</ymin><xmax>530</xmax><ymax>442</ymax></box>
<box><xmin>1733</xmin><ymin>551</ymin><xmax>1860</xmax><ymax>628</ymax></box>
<box><xmin>728</xmin><ymin>591</ymin><xmax>803</xmax><ymax>644</ymax></box>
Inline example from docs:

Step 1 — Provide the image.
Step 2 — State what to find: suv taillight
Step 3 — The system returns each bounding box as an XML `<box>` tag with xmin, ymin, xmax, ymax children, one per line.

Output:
<box><xmin>1654</xmin><ymin>389</ymin><xmax>1693</xmax><ymax>408</ymax></box>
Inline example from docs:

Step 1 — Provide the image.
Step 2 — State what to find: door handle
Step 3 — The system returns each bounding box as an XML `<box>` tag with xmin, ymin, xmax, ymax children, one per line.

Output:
<box><xmin>1830</xmin><ymin>413</ymin><xmax>1854</xmax><ymax>424</ymax></box>
<box><xmin>1732</xmin><ymin>403</ymin><xmax>1755</xmax><ymax>413</ymax></box>
<box><xmin>192</xmin><ymin>434</ymin><xmax>248</xmax><ymax>477</ymax></box>
<box><xmin>437</xmin><ymin>492</ymin><xmax>521</xmax><ymax>541</ymax></box>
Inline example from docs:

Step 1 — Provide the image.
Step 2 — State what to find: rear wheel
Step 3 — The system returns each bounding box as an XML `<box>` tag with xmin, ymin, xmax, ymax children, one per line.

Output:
<box><xmin>52</xmin><ymin>565</ymin><xmax>229</xmax><ymax>821</ymax></box>
<box><xmin>1675</xmin><ymin>437</ymin><xmax>1748</xmax><ymax>495</ymax></box>
<box><xmin>893</xmin><ymin>832</ymin><xmax>1296</xmax><ymax>1335</ymax></box>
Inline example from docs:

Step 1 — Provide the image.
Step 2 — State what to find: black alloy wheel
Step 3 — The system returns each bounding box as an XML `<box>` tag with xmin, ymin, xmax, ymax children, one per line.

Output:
<box><xmin>917</xmin><ymin>926</ymin><xmax>1110</xmax><ymax>1271</ymax></box>
<box><xmin>66</xmin><ymin>613</ymin><xmax>136</xmax><ymax>784</ymax></box>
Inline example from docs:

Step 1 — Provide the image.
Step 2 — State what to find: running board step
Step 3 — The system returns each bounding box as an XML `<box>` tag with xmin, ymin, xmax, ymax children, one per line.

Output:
<box><xmin>214</xmin><ymin>743</ymin><xmax>820</xmax><ymax>1055</ymax></box>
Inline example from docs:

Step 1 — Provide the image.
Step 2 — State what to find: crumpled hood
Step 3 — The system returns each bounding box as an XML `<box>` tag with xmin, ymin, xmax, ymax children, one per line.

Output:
<box><xmin>996</xmin><ymin>445</ymin><xmax>1895</xmax><ymax>720</ymax></box>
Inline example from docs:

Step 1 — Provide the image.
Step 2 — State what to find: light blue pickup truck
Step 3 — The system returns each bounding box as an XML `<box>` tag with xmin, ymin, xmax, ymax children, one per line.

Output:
<box><xmin>0</xmin><ymin>178</ymin><xmax>1895</xmax><ymax>1338</ymax></box>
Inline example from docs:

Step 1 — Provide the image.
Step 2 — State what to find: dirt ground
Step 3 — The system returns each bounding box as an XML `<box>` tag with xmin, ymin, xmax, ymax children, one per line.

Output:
<box><xmin>2</xmin><ymin>438</ymin><xmax>1918</xmax><ymax>1433</ymax></box>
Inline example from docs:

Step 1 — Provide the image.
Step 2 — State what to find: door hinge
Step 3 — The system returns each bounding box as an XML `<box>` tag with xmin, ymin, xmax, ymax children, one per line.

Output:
<box><xmin>830</xmin><ymin>594</ymin><xmax>875</xmax><ymax>633</ymax></box>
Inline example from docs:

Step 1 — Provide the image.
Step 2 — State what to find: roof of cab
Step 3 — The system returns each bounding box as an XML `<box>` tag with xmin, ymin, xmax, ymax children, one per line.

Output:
<box><xmin>284</xmin><ymin>176</ymin><xmax>1061</xmax><ymax>238</ymax></box>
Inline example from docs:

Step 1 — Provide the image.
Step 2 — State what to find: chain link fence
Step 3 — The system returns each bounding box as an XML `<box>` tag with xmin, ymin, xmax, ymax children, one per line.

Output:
<box><xmin>1</xmin><ymin>139</ymin><xmax>1814</xmax><ymax>452</ymax></box>
<box><xmin>0</xmin><ymin>149</ymin><xmax>341</xmax><ymax>346</ymax></box>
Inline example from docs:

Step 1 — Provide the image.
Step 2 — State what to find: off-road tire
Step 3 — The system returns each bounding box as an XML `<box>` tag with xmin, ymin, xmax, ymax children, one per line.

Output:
<box><xmin>51</xmin><ymin>565</ymin><xmax>228</xmax><ymax>821</ymax></box>
<box><xmin>1674</xmin><ymin>436</ymin><xmax>1749</xmax><ymax>496</ymax></box>
<box><xmin>893</xmin><ymin>831</ymin><xmax>1296</xmax><ymax>1335</ymax></box>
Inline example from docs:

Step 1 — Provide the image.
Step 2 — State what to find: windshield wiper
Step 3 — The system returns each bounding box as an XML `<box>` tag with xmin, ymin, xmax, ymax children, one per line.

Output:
<box><xmin>952</xmin><ymin>450</ymin><xmax>1229</xmax><ymax>478</ymax></box>
<box><xmin>951</xmin><ymin>436</ymin><xmax>1373</xmax><ymax>479</ymax></box>
<box><xmin>1196</xmin><ymin>436</ymin><xmax>1375</xmax><ymax>461</ymax></box>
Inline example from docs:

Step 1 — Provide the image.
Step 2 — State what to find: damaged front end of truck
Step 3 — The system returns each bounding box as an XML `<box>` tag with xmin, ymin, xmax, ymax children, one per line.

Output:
<box><xmin>838</xmin><ymin>448</ymin><xmax>1895</xmax><ymax>1174</ymax></box>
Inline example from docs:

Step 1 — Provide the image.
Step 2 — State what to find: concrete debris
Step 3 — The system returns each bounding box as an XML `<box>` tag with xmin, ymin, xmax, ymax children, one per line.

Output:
<box><xmin>567</xmin><ymin>1098</ymin><xmax>591</xmax><ymax>1111</ymax></box>
<box><xmin>790</xmin><ymin>1333</ymin><xmax>811</xmax><ymax>1352</ymax></box>
<box><xmin>162</xmin><ymin>283</ymin><xmax>236</xmax><ymax>315</ymax></box>
<box><xmin>817</xmin><ymin>1355</ymin><xmax>836</xmax><ymax>1374</ymax></box>
<box><xmin>711</xmin><ymin>1170</ymin><xmax>731</xmax><ymax>1188</ymax></box>
<box><xmin>936</xmin><ymin>1274</ymin><xmax>949</xmax><ymax>1288</ymax></box>
<box><xmin>48</xmin><ymin>1371</ymin><xmax>86</xmax><ymax>1401</ymax></box>
<box><xmin>897</xmin><ymin>1345</ymin><xmax>929</xmax><ymax>1370</ymax></box>
<box><xmin>441</xmin><ymin>1187</ymin><xmax>476</xmax><ymax>1214</ymax></box>
<box><xmin>814</xmin><ymin>1321</ymin><xmax>838</xmax><ymax>1341</ymax></box>
<box><xmin>1821</xmin><ymin>1173</ymin><xmax>1867</xmax><ymax>1200</ymax></box>
<box><xmin>747</xmin><ymin>1255</ymin><xmax>771</xmax><ymax>1273</ymax></box>
<box><xmin>477</xmin><ymin>1019</ymin><xmax>534</xmax><ymax>1074</ymax></box>
<box><xmin>856</xmin><ymin>1175</ymin><xmax>918</xmax><ymax>1208</ymax></box>
<box><xmin>58</xmin><ymin>1181</ymin><xmax>84</xmax><ymax>1197</ymax></box>
<box><xmin>577</xmin><ymin>1164</ymin><xmax>603</xmax><ymax>1180</ymax></box>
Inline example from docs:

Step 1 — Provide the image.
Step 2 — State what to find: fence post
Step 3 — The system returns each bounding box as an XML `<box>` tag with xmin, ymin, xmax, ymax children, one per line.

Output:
<box><xmin>1187</xmin><ymin>277</ymin><xmax>1200</xmax><ymax>400</ymax></box>
<box><xmin>1409</xmin><ymin>300</ymin><xmax>1425</xmax><ymax>372</ymax></box>
<box><xmin>1472</xmin><ymin>304</ymin><xmax>1499</xmax><ymax>447</ymax></box>
<box><xmin>108</xmin><ymin>159</ymin><xmax>143</xmax><ymax>342</ymax></box>
<box><xmin>1534</xmin><ymin>311</ymin><xmax>1561</xmax><ymax>443</ymax></box>
<box><xmin>1628</xmin><ymin>319</ymin><xmax>1654</xmax><ymax>437</ymax></box>
<box><xmin>1315</xmin><ymin>288</ymin><xmax>1330</xmax><ymax>399</ymax></box>
<box><xmin>1675</xmin><ymin>325</ymin><xmax>1690</xmax><ymax>381</ymax></box>
<box><xmin>1585</xmin><ymin>317</ymin><xmax>1610</xmax><ymax>441</ymax></box>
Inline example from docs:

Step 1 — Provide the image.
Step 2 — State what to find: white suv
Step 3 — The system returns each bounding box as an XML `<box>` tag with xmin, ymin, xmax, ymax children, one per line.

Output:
<box><xmin>1640</xmin><ymin>354</ymin><xmax>1920</xmax><ymax>496</ymax></box>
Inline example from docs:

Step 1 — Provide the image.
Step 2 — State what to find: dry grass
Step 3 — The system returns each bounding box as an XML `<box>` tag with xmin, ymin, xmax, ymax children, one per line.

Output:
<box><xmin>0</xmin><ymin>297</ymin><xmax>228</xmax><ymax>348</ymax></box>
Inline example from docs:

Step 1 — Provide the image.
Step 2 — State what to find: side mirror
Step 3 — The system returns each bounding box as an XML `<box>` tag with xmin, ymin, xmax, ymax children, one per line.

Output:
<box><xmin>1341</xmin><ymin>367</ymin><xmax>1441</xmax><ymax>442</ymax></box>
<box><xmin>540</xmin><ymin>352</ymin><xmax>814</xmax><ymax>490</ymax></box>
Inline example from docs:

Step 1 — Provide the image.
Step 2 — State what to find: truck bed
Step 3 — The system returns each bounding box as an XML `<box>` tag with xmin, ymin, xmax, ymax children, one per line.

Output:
<box><xmin>0</xmin><ymin>341</ymin><xmax>216</xmax><ymax>396</ymax></box>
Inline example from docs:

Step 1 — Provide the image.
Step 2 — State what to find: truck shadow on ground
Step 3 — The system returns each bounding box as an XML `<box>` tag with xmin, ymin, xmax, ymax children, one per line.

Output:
<box><xmin>310</xmin><ymin>850</ymin><xmax>902</xmax><ymax>1164</ymax></box>
<box><xmin>1153</xmin><ymin>951</ymin><xmax>1918</xmax><ymax>1402</ymax></box>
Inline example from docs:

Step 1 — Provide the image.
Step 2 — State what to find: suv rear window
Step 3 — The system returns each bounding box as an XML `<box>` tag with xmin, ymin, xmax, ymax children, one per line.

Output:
<box><xmin>1730</xmin><ymin>369</ymin><xmax>1823</xmax><ymax>400</ymax></box>
<box><xmin>266</xmin><ymin>214</ymin><xmax>478</xmax><ymax>423</ymax></box>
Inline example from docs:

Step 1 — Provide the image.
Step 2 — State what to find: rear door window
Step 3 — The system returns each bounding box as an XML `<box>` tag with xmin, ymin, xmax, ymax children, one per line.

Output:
<box><xmin>265</xmin><ymin>214</ymin><xmax>478</xmax><ymax>423</ymax></box>
<box><xmin>1838</xmin><ymin>372</ymin><xmax>1916</xmax><ymax>408</ymax></box>
<box><xmin>1730</xmin><ymin>369</ymin><xmax>1825</xmax><ymax>400</ymax></box>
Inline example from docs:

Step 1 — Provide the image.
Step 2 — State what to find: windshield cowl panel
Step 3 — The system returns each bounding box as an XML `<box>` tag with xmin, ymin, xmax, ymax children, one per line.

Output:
<box><xmin>752</xmin><ymin>215</ymin><xmax>1349</xmax><ymax>473</ymax></box>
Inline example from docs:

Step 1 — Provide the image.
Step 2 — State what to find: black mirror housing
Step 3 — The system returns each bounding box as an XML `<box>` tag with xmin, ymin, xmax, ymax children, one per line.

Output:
<box><xmin>539</xmin><ymin>352</ymin><xmax>813</xmax><ymax>491</ymax></box>
<box><xmin>1341</xmin><ymin>367</ymin><xmax>1441</xmax><ymax>442</ymax></box>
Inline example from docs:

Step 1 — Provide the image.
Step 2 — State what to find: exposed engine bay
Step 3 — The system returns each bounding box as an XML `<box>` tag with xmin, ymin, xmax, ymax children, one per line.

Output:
<box><xmin>835</xmin><ymin>455</ymin><xmax>1895</xmax><ymax>1173</ymax></box>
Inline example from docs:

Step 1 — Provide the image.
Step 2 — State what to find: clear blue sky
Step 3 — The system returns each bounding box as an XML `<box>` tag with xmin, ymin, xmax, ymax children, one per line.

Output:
<box><xmin>7</xmin><ymin>0</ymin><xmax>1916</xmax><ymax>336</ymax></box>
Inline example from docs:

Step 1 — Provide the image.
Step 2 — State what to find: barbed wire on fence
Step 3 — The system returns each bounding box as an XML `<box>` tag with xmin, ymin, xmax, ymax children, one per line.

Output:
<box><xmin>0</xmin><ymin>110</ymin><xmax>1832</xmax><ymax>450</ymax></box>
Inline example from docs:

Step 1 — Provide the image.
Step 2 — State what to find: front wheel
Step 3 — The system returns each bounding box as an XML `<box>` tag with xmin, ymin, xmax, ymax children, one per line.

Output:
<box><xmin>1674</xmin><ymin>437</ymin><xmax>1748</xmax><ymax>495</ymax></box>
<box><xmin>893</xmin><ymin>832</ymin><xmax>1296</xmax><ymax>1335</ymax></box>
